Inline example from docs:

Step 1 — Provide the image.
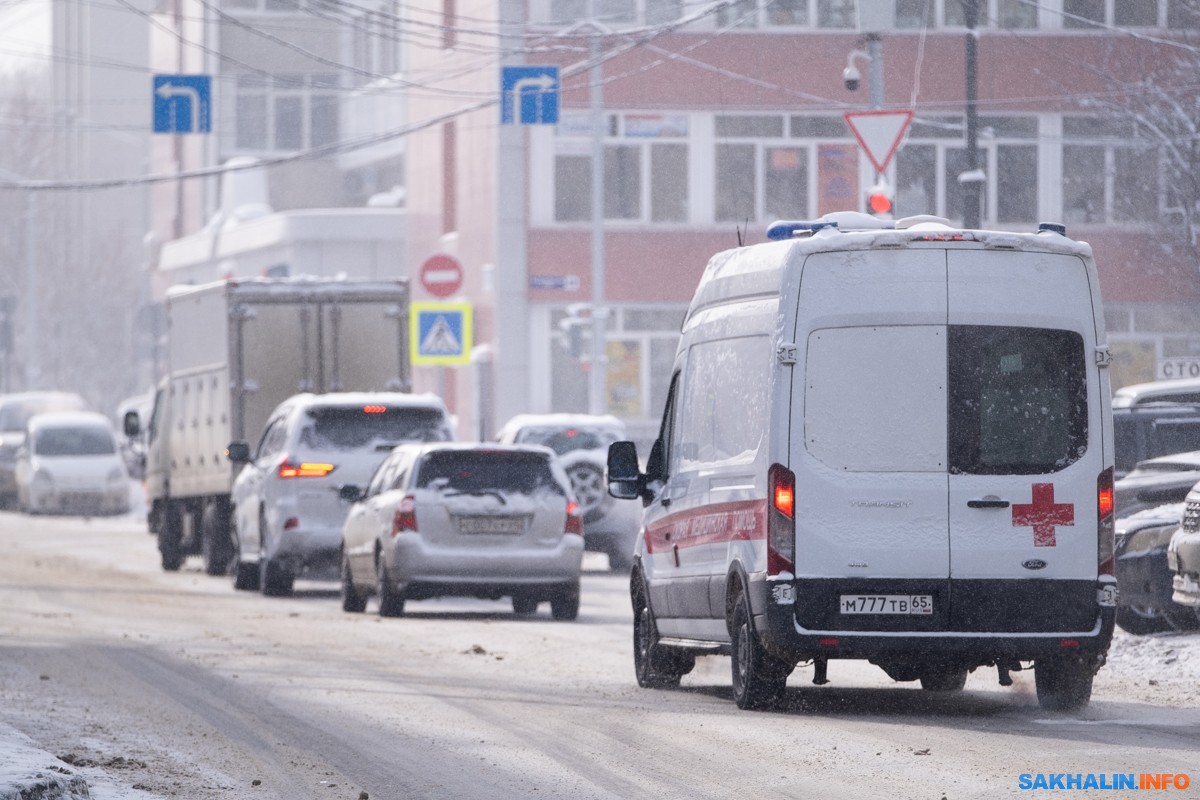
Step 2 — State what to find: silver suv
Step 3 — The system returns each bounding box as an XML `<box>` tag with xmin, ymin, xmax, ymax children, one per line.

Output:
<box><xmin>496</xmin><ymin>414</ymin><xmax>641</xmax><ymax>572</ymax></box>
<box><xmin>227</xmin><ymin>392</ymin><xmax>454</xmax><ymax>596</ymax></box>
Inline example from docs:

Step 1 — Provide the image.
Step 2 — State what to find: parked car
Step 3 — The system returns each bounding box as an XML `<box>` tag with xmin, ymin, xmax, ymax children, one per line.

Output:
<box><xmin>495</xmin><ymin>413</ymin><xmax>641</xmax><ymax>572</ymax></box>
<box><xmin>1168</xmin><ymin>484</ymin><xmax>1200</xmax><ymax>624</ymax></box>
<box><xmin>227</xmin><ymin>392</ymin><xmax>454</xmax><ymax>596</ymax></box>
<box><xmin>14</xmin><ymin>411</ymin><xmax>130</xmax><ymax>516</ymax></box>
<box><xmin>1114</xmin><ymin>504</ymin><xmax>1193</xmax><ymax>634</ymax></box>
<box><xmin>0</xmin><ymin>391</ymin><xmax>90</xmax><ymax>508</ymax></box>
<box><xmin>1111</xmin><ymin>453</ymin><xmax>1200</xmax><ymax>634</ymax></box>
<box><xmin>1113</xmin><ymin>403</ymin><xmax>1200</xmax><ymax>479</ymax></box>
<box><xmin>339</xmin><ymin>442</ymin><xmax>585</xmax><ymax>620</ymax></box>
<box><xmin>1115</xmin><ymin>450</ymin><xmax>1200</xmax><ymax>518</ymax></box>
<box><xmin>1113</xmin><ymin>377</ymin><xmax>1200</xmax><ymax>408</ymax></box>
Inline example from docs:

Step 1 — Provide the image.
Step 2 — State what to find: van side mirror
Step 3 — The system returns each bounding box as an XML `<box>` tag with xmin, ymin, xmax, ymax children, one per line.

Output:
<box><xmin>226</xmin><ymin>441</ymin><xmax>251</xmax><ymax>464</ymax></box>
<box><xmin>607</xmin><ymin>441</ymin><xmax>642</xmax><ymax>500</ymax></box>
<box><xmin>339</xmin><ymin>484</ymin><xmax>365</xmax><ymax>503</ymax></box>
<box><xmin>123</xmin><ymin>410</ymin><xmax>141</xmax><ymax>438</ymax></box>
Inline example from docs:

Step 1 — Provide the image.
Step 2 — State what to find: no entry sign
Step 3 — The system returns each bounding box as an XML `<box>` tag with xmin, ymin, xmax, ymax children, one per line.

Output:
<box><xmin>419</xmin><ymin>254</ymin><xmax>463</xmax><ymax>298</ymax></box>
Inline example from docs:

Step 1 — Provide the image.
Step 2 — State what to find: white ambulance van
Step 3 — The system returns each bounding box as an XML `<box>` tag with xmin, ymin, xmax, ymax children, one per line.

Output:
<box><xmin>607</xmin><ymin>212</ymin><xmax>1117</xmax><ymax>712</ymax></box>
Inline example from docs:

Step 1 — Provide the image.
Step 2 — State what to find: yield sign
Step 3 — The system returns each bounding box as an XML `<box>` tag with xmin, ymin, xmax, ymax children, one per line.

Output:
<box><xmin>843</xmin><ymin>110</ymin><xmax>913</xmax><ymax>173</ymax></box>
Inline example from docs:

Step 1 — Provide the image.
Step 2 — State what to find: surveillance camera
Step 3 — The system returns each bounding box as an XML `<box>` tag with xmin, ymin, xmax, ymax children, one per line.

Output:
<box><xmin>843</xmin><ymin>64</ymin><xmax>861</xmax><ymax>92</ymax></box>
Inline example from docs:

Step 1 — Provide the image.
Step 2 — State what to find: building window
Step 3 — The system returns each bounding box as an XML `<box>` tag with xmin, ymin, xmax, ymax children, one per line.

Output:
<box><xmin>1063</xmin><ymin>116</ymin><xmax>1160</xmax><ymax>224</ymax></box>
<box><xmin>893</xmin><ymin>115</ymin><xmax>1039</xmax><ymax>224</ymax></box>
<box><xmin>540</xmin><ymin>0</ymin><xmax>681</xmax><ymax>27</ymax></box>
<box><xmin>554</xmin><ymin>112</ymin><xmax>689</xmax><ymax>224</ymax></box>
<box><xmin>1064</xmin><ymin>0</ymin><xmax>1161</xmax><ymax>27</ymax></box>
<box><xmin>234</xmin><ymin>73</ymin><xmax>340</xmax><ymax>153</ymax></box>
<box><xmin>945</xmin><ymin>0</ymin><xmax>1037</xmax><ymax>28</ymax></box>
<box><xmin>714</xmin><ymin>114</ymin><xmax>809</xmax><ymax>222</ymax></box>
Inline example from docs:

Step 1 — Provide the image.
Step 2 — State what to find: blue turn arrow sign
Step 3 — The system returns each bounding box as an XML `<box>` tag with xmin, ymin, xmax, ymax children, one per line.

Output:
<box><xmin>153</xmin><ymin>75</ymin><xmax>212</xmax><ymax>134</ymax></box>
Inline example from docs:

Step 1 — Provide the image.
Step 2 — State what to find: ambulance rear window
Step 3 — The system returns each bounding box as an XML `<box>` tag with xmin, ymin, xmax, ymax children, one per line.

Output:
<box><xmin>948</xmin><ymin>326</ymin><xmax>1087</xmax><ymax>475</ymax></box>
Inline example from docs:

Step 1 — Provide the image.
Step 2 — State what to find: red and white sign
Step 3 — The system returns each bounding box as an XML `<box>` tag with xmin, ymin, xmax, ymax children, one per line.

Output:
<box><xmin>843</xmin><ymin>110</ymin><xmax>913</xmax><ymax>174</ymax></box>
<box><xmin>419</xmin><ymin>254</ymin><xmax>463</xmax><ymax>298</ymax></box>
<box><xmin>1012</xmin><ymin>483</ymin><xmax>1074</xmax><ymax>548</ymax></box>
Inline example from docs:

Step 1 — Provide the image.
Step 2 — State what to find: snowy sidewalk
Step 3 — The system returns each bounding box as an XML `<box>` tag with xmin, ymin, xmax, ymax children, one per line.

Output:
<box><xmin>0</xmin><ymin>722</ymin><xmax>91</xmax><ymax>799</ymax></box>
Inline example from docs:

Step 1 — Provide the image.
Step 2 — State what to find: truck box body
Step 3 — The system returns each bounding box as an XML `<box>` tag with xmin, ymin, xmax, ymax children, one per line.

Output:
<box><xmin>141</xmin><ymin>277</ymin><xmax>411</xmax><ymax>571</ymax></box>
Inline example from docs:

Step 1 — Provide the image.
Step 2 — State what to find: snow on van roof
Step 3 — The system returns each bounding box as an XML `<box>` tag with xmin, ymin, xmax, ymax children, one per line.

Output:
<box><xmin>687</xmin><ymin>215</ymin><xmax>1094</xmax><ymax>322</ymax></box>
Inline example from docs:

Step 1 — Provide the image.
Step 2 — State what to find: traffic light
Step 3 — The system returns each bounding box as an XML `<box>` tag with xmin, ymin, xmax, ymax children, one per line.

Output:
<box><xmin>866</xmin><ymin>180</ymin><xmax>893</xmax><ymax>218</ymax></box>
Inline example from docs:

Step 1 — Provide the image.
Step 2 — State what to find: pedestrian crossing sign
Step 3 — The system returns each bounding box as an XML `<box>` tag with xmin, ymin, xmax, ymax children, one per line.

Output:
<box><xmin>411</xmin><ymin>302</ymin><xmax>473</xmax><ymax>366</ymax></box>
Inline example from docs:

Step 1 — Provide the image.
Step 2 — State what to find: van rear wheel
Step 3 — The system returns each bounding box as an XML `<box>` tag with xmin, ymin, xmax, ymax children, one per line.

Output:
<box><xmin>1035</xmin><ymin>657</ymin><xmax>1094</xmax><ymax>711</ymax></box>
<box><xmin>730</xmin><ymin>593</ymin><xmax>791</xmax><ymax>710</ymax></box>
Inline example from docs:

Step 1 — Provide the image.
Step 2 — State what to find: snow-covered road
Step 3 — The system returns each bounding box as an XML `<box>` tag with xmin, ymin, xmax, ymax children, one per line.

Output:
<box><xmin>0</xmin><ymin>507</ymin><xmax>1197</xmax><ymax>800</ymax></box>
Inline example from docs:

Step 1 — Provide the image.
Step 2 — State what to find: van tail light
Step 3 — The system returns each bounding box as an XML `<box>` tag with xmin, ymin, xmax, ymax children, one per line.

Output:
<box><xmin>278</xmin><ymin>456</ymin><xmax>335</xmax><ymax>478</ymax></box>
<box><xmin>391</xmin><ymin>495</ymin><xmax>417</xmax><ymax>537</ymax></box>
<box><xmin>768</xmin><ymin>462</ymin><xmax>796</xmax><ymax>576</ymax></box>
<box><xmin>1097</xmin><ymin>466</ymin><xmax>1115</xmax><ymax>576</ymax></box>
<box><xmin>565</xmin><ymin>500</ymin><xmax>584</xmax><ymax>536</ymax></box>
<box><xmin>283</xmin><ymin>517</ymin><xmax>300</xmax><ymax>531</ymax></box>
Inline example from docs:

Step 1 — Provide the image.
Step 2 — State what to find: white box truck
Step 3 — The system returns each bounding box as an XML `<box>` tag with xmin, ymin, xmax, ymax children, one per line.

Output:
<box><xmin>128</xmin><ymin>277</ymin><xmax>412</xmax><ymax>573</ymax></box>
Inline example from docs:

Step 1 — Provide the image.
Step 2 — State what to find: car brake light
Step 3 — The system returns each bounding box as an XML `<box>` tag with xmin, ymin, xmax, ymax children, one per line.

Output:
<box><xmin>768</xmin><ymin>462</ymin><xmax>795</xmax><ymax>576</ymax></box>
<box><xmin>565</xmin><ymin>500</ymin><xmax>584</xmax><ymax>536</ymax></box>
<box><xmin>391</xmin><ymin>495</ymin><xmax>417</xmax><ymax>537</ymax></box>
<box><xmin>1097</xmin><ymin>466</ymin><xmax>1115</xmax><ymax>576</ymax></box>
<box><xmin>363</xmin><ymin>405</ymin><xmax>386</xmax><ymax>413</ymax></box>
<box><xmin>278</xmin><ymin>456</ymin><xmax>336</xmax><ymax>478</ymax></box>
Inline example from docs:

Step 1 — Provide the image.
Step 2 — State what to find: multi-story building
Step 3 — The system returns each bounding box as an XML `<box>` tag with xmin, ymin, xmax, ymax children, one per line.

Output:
<box><xmin>0</xmin><ymin>0</ymin><xmax>154</xmax><ymax>404</ymax></box>
<box><xmin>401</xmin><ymin>0</ymin><xmax>1200</xmax><ymax>440</ymax></box>
<box><xmin>148</xmin><ymin>0</ymin><xmax>408</xmax><ymax>286</ymax></box>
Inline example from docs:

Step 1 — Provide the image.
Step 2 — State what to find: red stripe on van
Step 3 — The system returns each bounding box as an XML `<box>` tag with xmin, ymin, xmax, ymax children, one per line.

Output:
<box><xmin>643</xmin><ymin>499</ymin><xmax>767</xmax><ymax>553</ymax></box>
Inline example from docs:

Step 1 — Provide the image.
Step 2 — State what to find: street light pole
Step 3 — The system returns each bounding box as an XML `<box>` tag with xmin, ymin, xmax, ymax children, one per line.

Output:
<box><xmin>962</xmin><ymin>0</ymin><xmax>983</xmax><ymax>229</ymax></box>
<box><xmin>587</xmin><ymin>20</ymin><xmax>607</xmax><ymax>417</ymax></box>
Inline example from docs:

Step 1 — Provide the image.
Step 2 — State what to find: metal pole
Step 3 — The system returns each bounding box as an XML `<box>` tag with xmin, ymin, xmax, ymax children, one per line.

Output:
<box><xmin>962</xmin><ymin>0</ymin><xmax>982</xmax><ymax>229</ymax></box>
<box><xmin>587</xmin><ymin>27</ymin><xmax>607</xmax><ymax>416</ymax></box>
<box><xmin>866</xmin><ymin>33</ymin><xmax>884</xmax><ymax>111</ymax></box>
<box><xmin>25</xmin><ymin>191</ymin><xmax>37</xmax><ymax>390</ymax></box>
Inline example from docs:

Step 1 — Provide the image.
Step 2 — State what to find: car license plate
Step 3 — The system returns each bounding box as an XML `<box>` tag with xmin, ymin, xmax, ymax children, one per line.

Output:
<box><xmin>840</xmin><ymin>595</ymin><xmax>933</xmax><ymax>615</ymax></box>
<box><xmin>456</xmin><ymin>516</ymin><xmax>525</xmax><ymax>534</ymax></box>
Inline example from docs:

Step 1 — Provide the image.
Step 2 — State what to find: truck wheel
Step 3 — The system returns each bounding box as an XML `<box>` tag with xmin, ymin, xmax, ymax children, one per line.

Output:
<box><xmin>730</xmin><ymin>591</ymin><xmax>791</xmax><ymax>710</ymax></box>
<box><xmin>632</xmin><ymin>578</ymin><xmax>693</xmax><ymax>689</ymax></box>
<box><xmin>200</xmin><ymin>501</ymin><xmax>234</xmax><ymax>577</ymax></box>
<box><xmin>159</xmin><ymin>502</ymin><xmax>185</xmax><ymax>572</ymax></box>
<box><xmin>260</xmin><ymin>557</ymin><xmax>293</xmax><ymax>597</ymax></box>
<box><xmin>1115</xmin><ymin>604</ymin><xmax>1171</xmax><ymax>635</ymax></box>
<box><xmin>1035</xmin><ymin>657</ymin><xmax>1094</xmax><ymax>712</ymax></box>
<box><xmin>341</xmin><ymin>554</ymin><xmax>367</xmax><ymax>613</ymax></box>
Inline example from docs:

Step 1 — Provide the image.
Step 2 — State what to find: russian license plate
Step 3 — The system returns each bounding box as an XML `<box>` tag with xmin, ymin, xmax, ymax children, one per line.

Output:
<box><xmin>840</xmin><ymin>595</ymin><xmax>933</xmax><ymax>615</ymax></box>
<box><xmin>456</xmin><ymin>516</ymin><xmax>525</xmax><ymax>534</ymax></box>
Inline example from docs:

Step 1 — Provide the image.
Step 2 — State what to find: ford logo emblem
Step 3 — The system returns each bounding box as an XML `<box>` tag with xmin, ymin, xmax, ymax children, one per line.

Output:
<box><xmin>1022</xmin><ymin>559</ymin><xmax>1048</xmax><ymax>570</ymax></box>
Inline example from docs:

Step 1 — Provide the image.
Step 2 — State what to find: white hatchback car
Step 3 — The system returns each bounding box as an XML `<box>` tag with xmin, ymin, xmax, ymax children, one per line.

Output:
<box><xmin>15</xmin><ymin>411</ymin><xmax>129</xmax><ymax>516</ymax></box>
<box><xmin>339</xmin><ymin>442</ymin><xmax>585</xmax><ymax>620</ymax></box>
<box><xmin>228</xmin><ymin>392</ymin><xmax>454</xmax><ymax>596</ymax></box>
<box><xmin>495</xmin><ymin>414</ymin><xmax>641</xmax><ymax>572</ymax></box>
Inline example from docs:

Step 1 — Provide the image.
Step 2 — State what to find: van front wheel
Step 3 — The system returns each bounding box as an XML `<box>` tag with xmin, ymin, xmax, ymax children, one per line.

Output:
<box><xmin>730</xmin><ymin>594</ymin><xmax>791</xmax><ymax>710</ymax></box>
<box><xmin>632</xmin><ymin>581</ymin><xmax>692</xmax><ymax>688</ymax></box>
<box><xmin>1035</xmin><ymin>657</ymin><xmax>1094</xmax><ymax>711</ymax></box>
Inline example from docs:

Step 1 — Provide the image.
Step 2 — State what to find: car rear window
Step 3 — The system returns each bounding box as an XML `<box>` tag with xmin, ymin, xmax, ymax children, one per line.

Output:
<box><xmin>300</xmin><ymin>406</ymin><xmax>451</xmax><ymax>450</ymax></box>
<box><xmin>513</xmin><ymin>426</ymin><xmax>618</xmax><ymax>454</ymax></box>
<box><xmin>416</xmin><ymin>450</ymin><xmax>564</xmax><ymax>496</ymax></box>
<box><xmin>34</xmin><ymin>427</ymin><xmax>116</xmax><ymax>457</ymax></box>
<box><xmin>948</xmin><ymin>326</ymin><xmax>1087</xmax><ymax>475</ymax></box>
